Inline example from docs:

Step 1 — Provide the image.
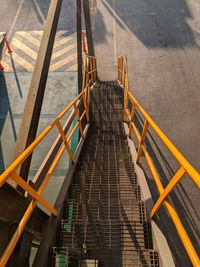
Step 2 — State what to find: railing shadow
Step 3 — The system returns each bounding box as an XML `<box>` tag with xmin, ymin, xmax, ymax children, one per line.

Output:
<box><xmin>103</xmin><ymin>0</ymin><xmax>197</xmax><ymax>48</ymax></box>
<box><xmin>131</xmin><ymin>109</ymin><xmax>200</xmax><ymax>266</ymax></box>
<box><xmin>0</xmin><ymin>73</ymin><xmax>17</xmax><ymax>174</ymax></box>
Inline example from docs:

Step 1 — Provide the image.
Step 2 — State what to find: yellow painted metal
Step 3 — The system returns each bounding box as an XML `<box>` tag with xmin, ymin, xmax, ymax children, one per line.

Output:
<box><xmin>128</xmin><ymin>90</ymin><xmax>200</xmax><ymax>188</ymax></box>
<box><xmin>67</xmin><ymin>121</ymin><xmax>80</xmax><ymax>142</ymax></box>
<box><xmin>11</xmin><ymin>172</ymin><xmax>58</xmax><ymax>216</ymax></box>
<box><xmin>151</xmin><ymin>167</ymin><xmax>186</xmax><ymax>217</ymax></box>
<box><xmin>128</xmin><ymin>103</ymin><xmax>137</xmax><ymax>137</ymax></box>
<box><xmin>118</xmin><ymin>54</ymin><xmax>200</xmax><ymax>266</ymax></box>
<box><xmin>82</xmin><ymin>92</ymin><xmax>89</xmax><ymax>122</ymax></box>
<box><xmin>73</xmin><ymin>103</ymin><xmax>83</xmax><ymax>137</ymax></box>
<box><xmin>57</xmin><ymin>90</ymin><xmax>84</xmax><ymax>120</ymax></box>
<box><xmin>0</xmin><ymin>124</ymin><xmax>54</xmax><ymax>187</ymax></box>
<box><xmin>0</xmin><ymin>54</ymin><xmax>97</xmax><ymax>266</ymax></box>
<box><xmin>80</xmin><ymin>110</ymin><xmax>87</xmax><ymax>121</ymax></box>
<box><xmin>136</xmin><ymin>119</ymin><xmax>149</xmax><ymax>163</ymax></box>
<box><xmin>142</xmin><ymin>144</ymin><xmax>200</xmax><ymax>267</ymax></box>
<box><xmin>56</xmin><ymin>119</ymin><xmax>75</xmax><ymax>163</ymax></box>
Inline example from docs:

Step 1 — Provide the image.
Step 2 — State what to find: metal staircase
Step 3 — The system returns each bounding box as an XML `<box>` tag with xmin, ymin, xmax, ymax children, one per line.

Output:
<box><xmin>1</xmin><ymin>55</ymin><xmax>199</xmax><ymax>266</ymax></box>
<box><xmin>49</xmin><ymin>81</ymin><xmax>159</xmax><ymax>267</ymax></box>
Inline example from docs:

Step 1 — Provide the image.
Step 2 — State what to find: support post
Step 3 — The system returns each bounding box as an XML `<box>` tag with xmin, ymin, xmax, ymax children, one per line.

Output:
<box><xmin>136</xmin><ymin>120</ymin><xmax>149</xmax><ymax>163</ymax></box>
<box><xmin>77</xmin><ymin>0</ymin><xmax>83</xmax><ymax>93</ymax></box>
<box><xmin>12</xmin><ymin>0</ymin><xmax>64</xmax><ymax>185</ymax></box>
<box><xmin>83</xmin><ymin>0</ymin><xmax>95</xmax><ymax>56</ymax></box>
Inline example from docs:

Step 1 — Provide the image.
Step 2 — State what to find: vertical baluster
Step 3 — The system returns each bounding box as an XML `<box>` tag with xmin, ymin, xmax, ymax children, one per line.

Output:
<box><xmin>55</xmin><ymin>120</ymin><xmax>75</xmax><ymax>163</ymax></box>
<box><xmin>136</xmin><ymin>119</ymin><xmax>149</xmax><ymax>163</ymax></box>
<box><xmin>128</xmin><ymin>102</ymin><xmax>137</xmax><ymax>137</ymax></box>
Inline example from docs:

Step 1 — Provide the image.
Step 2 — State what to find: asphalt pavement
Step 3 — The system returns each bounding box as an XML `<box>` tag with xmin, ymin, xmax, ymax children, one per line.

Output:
<box><xmin>93</xmin><ymin>0</ymin><xmax>200</xmax><ymax>265</ymax></box>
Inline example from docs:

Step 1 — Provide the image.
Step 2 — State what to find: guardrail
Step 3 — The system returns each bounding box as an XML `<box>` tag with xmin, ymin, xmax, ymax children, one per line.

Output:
<box><xmin>0</xmin><ymin>55</ymin><xmax>97</xmax><ymax>267</ymax></box>
<box><xmin>118</xmin><ymin>55</ymin><xmax>200</xmax><ymax>267</ymax></box>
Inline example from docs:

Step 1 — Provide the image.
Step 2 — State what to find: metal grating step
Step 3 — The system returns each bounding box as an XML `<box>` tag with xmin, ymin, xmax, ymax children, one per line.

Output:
<box><xmin>58</xmin><ymin>220</ymin><xmax>153</xmax><ymax>251</ymax></box>
<box><xmin>63</xmin><ymin>199</ymin><xmax>147</xmax><ymax>223</ymax></box>
<box><xmin>90</xmin><ymin>110</ymin><xmax>124</xmax><ymax>123</ymax></box>
<box><xmin>49</xmin><ymin>247</ymin><xmax>159</xmax><ymax>267</ymax></box>
<box><xmin>50</xmin><ymin>81</ymin><xmax>159</xmax><ymax>267</ymax></box>
<box><xmin>73</xmin><ymin>173</ymin><xmax>138</xmax><ymax>187</ymax></box>
<box><xmin>68</xmin><ymin>184</ymin><xmax>141</xmax><ymax>202</ymax></box>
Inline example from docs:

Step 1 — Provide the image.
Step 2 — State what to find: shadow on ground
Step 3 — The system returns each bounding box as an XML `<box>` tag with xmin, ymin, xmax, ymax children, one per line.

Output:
<box><xmin>129</xmin><ymin>110</ymin><xmax>200</xmax><ymax>266</ymax></box>
<box><xmin>102</xmin><ymin>0</ymin><xmax>197</xmax><ymax>48</ymax></box>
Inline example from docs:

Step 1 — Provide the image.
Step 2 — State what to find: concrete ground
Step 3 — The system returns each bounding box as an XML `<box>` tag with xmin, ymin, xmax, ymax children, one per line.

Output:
<box><xmin>93</xmin><ymin>0</ymin><xmax>200</xmax><ymax>266</ymax></box>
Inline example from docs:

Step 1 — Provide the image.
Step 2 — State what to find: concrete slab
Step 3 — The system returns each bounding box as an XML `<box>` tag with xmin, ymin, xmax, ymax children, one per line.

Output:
<box><xmin>0</xmin><ymin>71</ymin><xmax>77</xmax><ymax>171</ymax></box>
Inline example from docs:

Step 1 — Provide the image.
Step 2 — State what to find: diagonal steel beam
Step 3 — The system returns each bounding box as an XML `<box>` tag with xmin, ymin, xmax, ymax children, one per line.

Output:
<box><xmin>83</xmin><ymin>0</ymin><xmax>95</xmax><ymax>56</ymax></box>
<box><xmin>77</xmin><ymin>0</ymin><xmax>83</xmax><ymax>93</ymax></box>
<box><xmin>12</xmin><ymin>0</ymin><xmax>63</xmax><ymax>184</ymax></box>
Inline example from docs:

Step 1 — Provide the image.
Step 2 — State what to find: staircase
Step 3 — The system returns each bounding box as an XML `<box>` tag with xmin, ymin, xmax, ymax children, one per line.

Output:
<box><xmin>49</xmin><ymin>81</ymin><xmax>159</xmax><ymax>267</ymax></box>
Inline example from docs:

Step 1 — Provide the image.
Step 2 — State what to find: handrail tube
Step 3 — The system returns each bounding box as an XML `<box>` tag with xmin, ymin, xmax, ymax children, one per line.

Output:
<box><xmin>142</xmin><ymin>144</ymin><xmax>200</xmax><ymax>267</ymax></box>
<box><xmin>57</xmin><ymin>90</ymin><xmax>84</xmax><ymax>120</ymax></box>
<box><xmin>119</xmin><ymin>54</ymin><xmax>200</xmax><ymax>266</ymax></box>
<box><xmin>11</xmin><ymin>172</ymin><xmax>58</xmax><ymax>216</ymax></box>
<box><xmin>0</xmin><ymin>54</ymin><xmax>97</xmax><ymax>266</ymax></box>
<box><xmin>151</xmin><ymin>167</ymin><xmax>186</xmax><ymax>217</ymax></box>
<box><xmin>128</xmin><ymin>91</ymin><xmax>200</xmax><ymax>188</ymax></box>
<box><xmin>0</xmin><ymin>91</ymin><xmax>85</xmax><ymax>186</ymax></box>
<box><xmin>31</xmin><ymin>108</ymin><xmax>77</xmax><ymax>188</ymax></box>
<box><xmin>0</xmin><ymin>124</ymin><xmax>54</xmax><ymax>187</ymax></box>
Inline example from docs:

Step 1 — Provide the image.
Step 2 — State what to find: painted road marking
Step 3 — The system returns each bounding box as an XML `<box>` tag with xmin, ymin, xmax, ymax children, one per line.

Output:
<box><xmin>11</xmin><ymin>53</ymin><xmax>34</xmax><ymax>72</ymax></box>
<box><xmin>52</xmin><ymin>42</ymin><xmax>77</xmax><ymax>60</ymax></box>
<box><xmin>17</xmin><ymin>31</ymin><xmax>41</xmax><ymax>47</ymax></box>
<box><xmin>53</xmin><ymin>33</ymin><xmax>76</xmax><ymax>49</ymax></box>
<box><xmin>11</xmin><ymin>38</ymin><xmax>38</xmax><ymax>60</ymax></box>
<box><xmin>2</xmin><ymin>31</ymin><xmax>78</xmax><ymax>72</ymax></box>
<box><xmin>50</xmin><ymin>53</ymin><xmax>76</xmax><ymax>72</ymax></box>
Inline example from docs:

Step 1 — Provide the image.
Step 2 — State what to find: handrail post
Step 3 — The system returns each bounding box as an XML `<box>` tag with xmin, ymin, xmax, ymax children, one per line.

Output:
<box><xmin>82</xmin><ymin>56</ymin><xmax>87</xmax><ymax>91</ymax></box>
<box><xmin>128</xmin><ymin>102</ymin><xmax>137</xmax><ymax>137</ymax></box>
<box><xmin>124</xmin><ymin>69</ymin><xmax>129</xmax><ymax>110</ymax></box>
<box><xmin>94</xmin><ymin>58</ymin><xmax>97</xmax><ymax>82</ymax></box>
<box><xmin>119</xmin><ymin>57</ymin><xmax>122</xmax><ymax>83</ymax></box>
<box><xmin>123</xmin><ymin>56</ymin><xmax>127</xmax><ymax>87</ymax></box>
<box><xmin>136</xmin><ymin>119</ymin><xmax>149</xmax><ymax>163</ymax></box>
<box><xmin>118</xmin><ymin>57</ymin><xmax>120</xmax><ymax>82</ymax></box>
<box><xmin>82</xmin><ymin>91</ymin><xmax>89</xmax><ymax>122</ymax></box>
<box><xmin>151</xmin><ymin>166</ymin><xmax>186</xmax><ymax>217</ymax></box>
<box><xmin>73</xmin><ymin>102</ymin><xmax>84</xmax><ymax>137</ymax></box>
<box><xmin>55</xmin><ymin>120</ymin><xmax>75</xmax><ymax>163</ymax></box>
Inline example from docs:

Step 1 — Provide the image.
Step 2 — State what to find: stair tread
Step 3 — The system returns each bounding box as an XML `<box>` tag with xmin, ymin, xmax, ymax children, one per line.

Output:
<box><xmin>50</xmin><ymin>81</ymin><xmax>158</xmax><ymax>267</ymax></box>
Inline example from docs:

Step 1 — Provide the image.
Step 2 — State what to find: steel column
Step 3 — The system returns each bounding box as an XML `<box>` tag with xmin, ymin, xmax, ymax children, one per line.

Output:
<box><xmin>12</xmin><ymin>0</ymin><xmax>64</xmax><ymax>184</ymax></box>
<box><xmin>83</xmin><ymin>0</ymin><xmax>95</xmax><ymax>56</ymax></box>
<box><xmin>77</xmin><ymin>0</ymin><xmax>83</xmax><ymax>93</ymax></box>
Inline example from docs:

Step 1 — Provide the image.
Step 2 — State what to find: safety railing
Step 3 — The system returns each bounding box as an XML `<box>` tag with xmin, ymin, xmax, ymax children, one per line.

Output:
<box><xmin>118</xmin><ymin>55</ymin><xmax>200</xmax><ymax>267</ymax></box>
<box><xmin>0</xmin><ymin>55</ymin><xmax>97</xmax><ymax>267</ymax></box>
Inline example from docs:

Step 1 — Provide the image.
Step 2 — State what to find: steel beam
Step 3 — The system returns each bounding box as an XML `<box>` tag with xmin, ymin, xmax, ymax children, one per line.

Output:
<box><xmin>83</xmin><ymin>0</ymin><xmax>95</xmax><ymax>56</ymax></box>
<box><xmin>12</xmin><ymin>0</ymin><xmax>63</xmax><ymax>184</ymax></box>
<box><xmin>77</xmin><ymin>0</ymin><xmax>83</xmax><ymax>93</ymax></box>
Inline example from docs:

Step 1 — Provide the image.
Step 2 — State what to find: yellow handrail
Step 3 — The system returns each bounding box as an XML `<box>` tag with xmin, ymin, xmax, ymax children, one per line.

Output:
<box><xmin>0</xmin><ymin>55</ymin><xmax>97</xmax><ymax>267</ymax></box>
<box><xmin>118</xmin><ymin>55</ymin><xmax>200</xmax><ymax>267</ymax></box>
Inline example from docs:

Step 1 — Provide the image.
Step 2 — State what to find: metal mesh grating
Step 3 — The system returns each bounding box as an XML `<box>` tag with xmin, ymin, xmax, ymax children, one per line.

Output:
<box><xmin>51</xmin><ymin>81</ymin><xmax>159</xmax><ymax>267</ymax></box>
